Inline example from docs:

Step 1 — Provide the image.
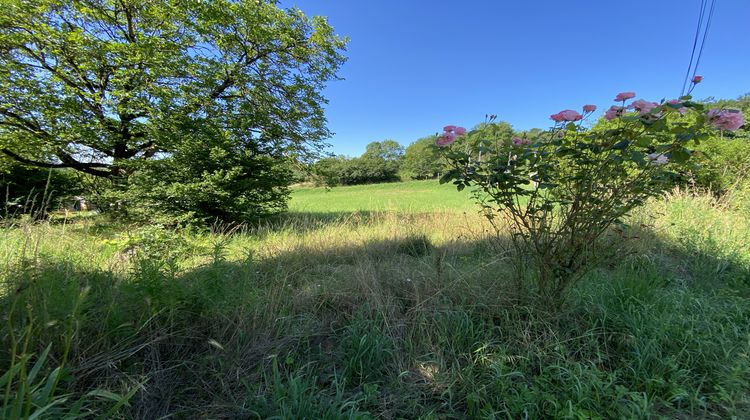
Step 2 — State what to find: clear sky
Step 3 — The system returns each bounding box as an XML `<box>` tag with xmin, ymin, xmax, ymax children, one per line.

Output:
<box><xmin>282</xmin><ymin>0</ymin><xmax>750</xmax><ymax>157</ymax></box>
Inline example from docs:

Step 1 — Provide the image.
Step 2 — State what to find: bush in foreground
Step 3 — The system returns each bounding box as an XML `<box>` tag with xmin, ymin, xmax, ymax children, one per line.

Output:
<box><xmin>439</xmin><ymin>83</ymin><xmax>745</xmax><ymax>306</ymax></box>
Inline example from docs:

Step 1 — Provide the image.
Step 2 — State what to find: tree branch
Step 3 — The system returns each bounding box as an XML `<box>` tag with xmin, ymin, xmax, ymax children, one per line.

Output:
<box><xmin>1</xmin><ymin>148</ymin><xmax>112</xmax><ymax>177</ymax></box>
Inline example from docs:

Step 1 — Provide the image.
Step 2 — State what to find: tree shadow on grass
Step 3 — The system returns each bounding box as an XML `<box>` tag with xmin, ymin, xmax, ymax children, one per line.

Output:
<box><xmin>2</xmin><ymin>223</ymin><xmax>749</xmax><ymax>417</ymax></box>
<box><xmin>0</xmin><ymin>231</ymin><xmax>510</xmax><ymax>417</ymax></box>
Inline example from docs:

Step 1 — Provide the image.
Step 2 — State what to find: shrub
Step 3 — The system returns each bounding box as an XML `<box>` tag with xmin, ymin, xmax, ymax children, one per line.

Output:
<box><xmin>690</xmin><ymin>134</ymin><xmax>750</xmax><ymax>193</ymax></box>
<box><xmin>108</xmin><ymin>138</ymin><xmax>294</xmax><ymax>226</ymax></box>
<box><xmin>438</xmin><ymin>85</ymin><xmax>745</xmax><ymax>306</ymax></box>
<box><xmin>311</xmin><ymin>155</ymin><xmax>401</xmax><ymax>186</ymax></box>
<box><xmin>401</xmin><ymin>136</ymin><xmax>446</xmax><ymax>180</ymax></box>
<box><xmin>688</xmin><ymin>95</ymin><xmax>750</xmax><ymax>193</ymax></box>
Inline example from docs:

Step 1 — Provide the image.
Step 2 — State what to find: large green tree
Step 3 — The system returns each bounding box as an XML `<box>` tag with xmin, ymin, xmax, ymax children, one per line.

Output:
<box><xmin>355</xmin><ymin>140</ymin><xmax>403</xmax><ymax>183</ymax></box>
<box><xmin>0</xmin><ymin>0</ymin><xmax>346</xmax><ymax>221</ymax></box>
<box><xmin>361</xmin><ymin>139</ymin><xmax>404</xmax><ymax>162</ymax></box>
<box><xmin>401</xmin><ymin>135</ymin><xmax>444</xmax><ymax>180</ymax></box>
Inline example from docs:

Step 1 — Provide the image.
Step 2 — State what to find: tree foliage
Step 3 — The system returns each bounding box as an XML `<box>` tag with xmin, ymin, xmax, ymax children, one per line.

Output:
<box><xmin>362</xmin><ymin>139</ymin><xmax>404</xmax><ymax>162</ymax></box>
<box><xmin>116</xmin><ymin>130</ymin><xmax>295</xmax><ymax>225</ymax></box>
<box><xmin>401</xmin><ymin>136</ymin><xmax>444</xmax><ymax>180</ymax></box>
<box><xmin>0</xmin><ymin>0</ymin><xmax>346</xmax><ymax>222</ymax></box>
<box><xmin>458</xmin><ymin>121</ymin><xmax>515</xmax><ymax>159</ymax></box>
<box><xmin>311</xmin><ymin>140</ymin><xmax>403</xmax><ymax>186</ymax></box>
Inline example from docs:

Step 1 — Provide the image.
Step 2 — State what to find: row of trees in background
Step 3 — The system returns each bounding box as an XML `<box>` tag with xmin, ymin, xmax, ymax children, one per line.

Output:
<box><xmin>308</xmin><ymin>95</ymin><xmax>749</xmax><ymax>192</ymax></box>
<box><xmin>309</xmin><ymin>121</ymin><xmax>521</xmax><ymax>186</ymax></box>
<box><xmin>312</xmin><ymin>140</ymin><xmax>404</xmax><ymax>186</ymax></box>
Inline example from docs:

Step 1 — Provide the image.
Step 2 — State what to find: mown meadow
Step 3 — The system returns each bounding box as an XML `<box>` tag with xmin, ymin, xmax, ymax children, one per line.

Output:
<box><xmin>1</xmin><ymin>180</ymin><xmax>749</xmax><ymax>418</ymax></box>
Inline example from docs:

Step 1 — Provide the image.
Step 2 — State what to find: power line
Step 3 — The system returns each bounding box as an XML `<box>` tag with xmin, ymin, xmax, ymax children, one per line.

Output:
<box><xmin>692</xmin><ymin>0</ymin><xmax>716</xmax><ymax>81</ymax></box>
<box><xmin>681</xmin><ymin>0</ymin><xmax>717</xmax><ymax>96</ymax></box>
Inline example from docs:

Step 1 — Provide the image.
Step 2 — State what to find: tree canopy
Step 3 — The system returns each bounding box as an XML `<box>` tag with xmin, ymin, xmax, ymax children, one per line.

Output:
<box><xmin>401</xmin><ymin>135</ymin><xmax>444</xmax><ymax>180</ymax></box>
<box><xmin>0</xmin><ymin>0</ymin><xmax>347</xmax><ymax>222</ymax></box>
<box><xmin>0</xmin><ymin>0</ymin><xmax>346</xmax><ymax>178</ymax></box>
<box><xmin>362</xmin><ymin>139</ymin><xmax>404</xmax><ymax>162</ymax></box>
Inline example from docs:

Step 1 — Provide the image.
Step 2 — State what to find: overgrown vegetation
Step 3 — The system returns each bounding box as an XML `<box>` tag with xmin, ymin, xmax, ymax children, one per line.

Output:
<box><xmin>1</xmin><ymin>182</ymin><xmax>749</xmax><ymax>418</ymax></box>
<box><xmin>690</xmin><ymin>95</ymin><xmax>750</xmax><ymax>193</ymax></box>
<box><xmin>440</xmin><ymin>90</ymin><xmax>745</xmax><ymax>306</ymax></box>
<box><xmin>1</xmin><ymin>2</ymin><xmax>748</xmax><ymax>418</ymax></box>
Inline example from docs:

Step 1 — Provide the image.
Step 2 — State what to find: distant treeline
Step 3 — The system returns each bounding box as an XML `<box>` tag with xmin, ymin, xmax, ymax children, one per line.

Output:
<box><xmin>307</xmin><ymin>95</ymin><xmax>750</xmax><ymax>191</ymax></box>
<box><xmin>308</xmin><ymin>121</ymin><xmax>530</xmax><ymax>186</ymax></box>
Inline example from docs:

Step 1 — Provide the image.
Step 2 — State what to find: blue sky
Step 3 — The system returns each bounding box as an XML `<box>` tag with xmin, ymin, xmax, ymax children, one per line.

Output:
<box><xmin>283</xmin><ymin>0</ymin><xmax>750</xmax><ymax>157</ymax></box>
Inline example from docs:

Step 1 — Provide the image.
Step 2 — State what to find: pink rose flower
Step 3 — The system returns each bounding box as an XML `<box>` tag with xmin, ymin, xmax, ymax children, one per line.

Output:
<box><xmin>436</xmin><ymin>125</ymin><xmax>468</xmax><ymax>147</ymax></box>
<box><xmin>614</xmin><ymin>92</ymin><xmax>636</xmax><ymax>102</ymax></box>
<box><xmin>583</xmin><ymin>104</ymin><xmax>597</xmax><ymax>113</ymax></box>
<box><xmin>629</xmin><ymin>99</ymin><xmax>659</xmax><ymax>115</ymax></box>
<box><xmin>667</xmin><ymin>99</ymin><xmax>688</xmax><ymax>115</ymax></box>
<box><xmin>692</xmin><ymin>75</ymin><xmax>703</xmax><ymax>83</ymax></box>
<box><xmin>707</xmin><ymin>109</ymin><xmax>745</xmax><ymax>131</ymax></box>
<box><xmin>604</xmin><ymin>105</ymin><xmax>624</xmax><ymax>121</ymax></box>
<box><xmin>550</xmin><ymin>112</ymin><xmax>565</xmax><ymax>122</ymax></box>
<box><xmin>551</xmin><ymin>109</ymin><xmax>582</xmax><ymax>122</ymax></box>
<box><xmin>436</xmin><ymin>131</ymin><xmax>457</xmax><ymax>147</ymax></box>
<box><xmin>561</xmin><ymin>110</ymin><xmax>583</xmax><ymax>121</ymax></box>
<box><xmin>511</xmin><ymin>136</ymin><xmax>531</xmax><ymax>146</ymax></box>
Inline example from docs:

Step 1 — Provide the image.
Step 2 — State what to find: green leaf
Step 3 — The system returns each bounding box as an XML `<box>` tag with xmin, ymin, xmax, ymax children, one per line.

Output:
<box><xmin>634</xmin><ymin>137</ymin><xmax>651</xmax><ymax>147</ymax></box>
<box><xmin>629</xmin><ymin>151</ymin><xmax>646</xmax><ymax>165</ymax></box>
<box><xmin>27</xmin><ymin>344</ymin><xmax>52</xmax><ymax>385</ymax></box>
<box><xmin>676</xmin><ymin>132</ymin><xmax>696</xmax><ymax>142</ymax></box>
<box><xmin>0</xmin><ymin>360</ymin><xmax>23</xmax><ymax>387</ymax></box>
<box><xmin>439</xmin><ymin>170</ymin><xmax>456</xmax><ymax>184</ymax></box>
<box><xmin>670</xmin><ymin>147</ymin><xmax>692</xmax><ymax>163</ymax></box>
<box><xmin>646</xmin><ymin>118</ymin><xmax>667</xmax><ymax>131</ymax></box>
<box><xmin>101</xmin><ymin>385</ymin><xmax>140</xmax><ymax>417</ymax></box>
<box><xmin>611</xmin><ymin>140</ymin><xmax>630</xmax><ymax>150</ymax></box>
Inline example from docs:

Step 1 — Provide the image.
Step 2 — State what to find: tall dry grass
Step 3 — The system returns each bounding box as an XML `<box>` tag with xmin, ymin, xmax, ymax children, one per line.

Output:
<box><xmin>1</xmin><ymin>188</ymin><xmax>749</xmax><ymax>417</ymax></box>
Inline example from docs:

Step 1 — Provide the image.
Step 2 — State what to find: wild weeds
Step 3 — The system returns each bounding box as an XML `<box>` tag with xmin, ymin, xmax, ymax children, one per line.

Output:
<box><xmin>0</xmin><ymin>188</ymin><xmax>748</xmax><ymax>417</ymax></box>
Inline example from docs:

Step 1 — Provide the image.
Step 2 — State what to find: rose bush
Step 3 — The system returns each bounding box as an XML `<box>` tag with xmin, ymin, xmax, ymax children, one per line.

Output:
<box><xmin>437</xmin><ymin>81</ymin><xmax>745</xmax><ymax>306</ymax></box>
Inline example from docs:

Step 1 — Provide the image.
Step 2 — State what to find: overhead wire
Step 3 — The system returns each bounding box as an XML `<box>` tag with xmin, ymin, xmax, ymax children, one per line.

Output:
<box><xmin>680</xmin><ymin>0</ymin><xmax>717</xmax><ymax>96</ymax></box>
<box><xmin>691</xmin><ymin>0</ymin><xmax>716</xmax><ymax>81</ymax></box>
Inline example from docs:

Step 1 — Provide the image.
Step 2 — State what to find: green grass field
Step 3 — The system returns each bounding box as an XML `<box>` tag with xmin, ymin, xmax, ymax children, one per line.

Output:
<box><xmin>289</xmin><ymin>179</ymin><xmax>476</xmax><ymax>213</ymax></box>
<box><xmin>2</xmin><ymin>182</ymin><xmax>750</xmax><ymax>418</ymax></box>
